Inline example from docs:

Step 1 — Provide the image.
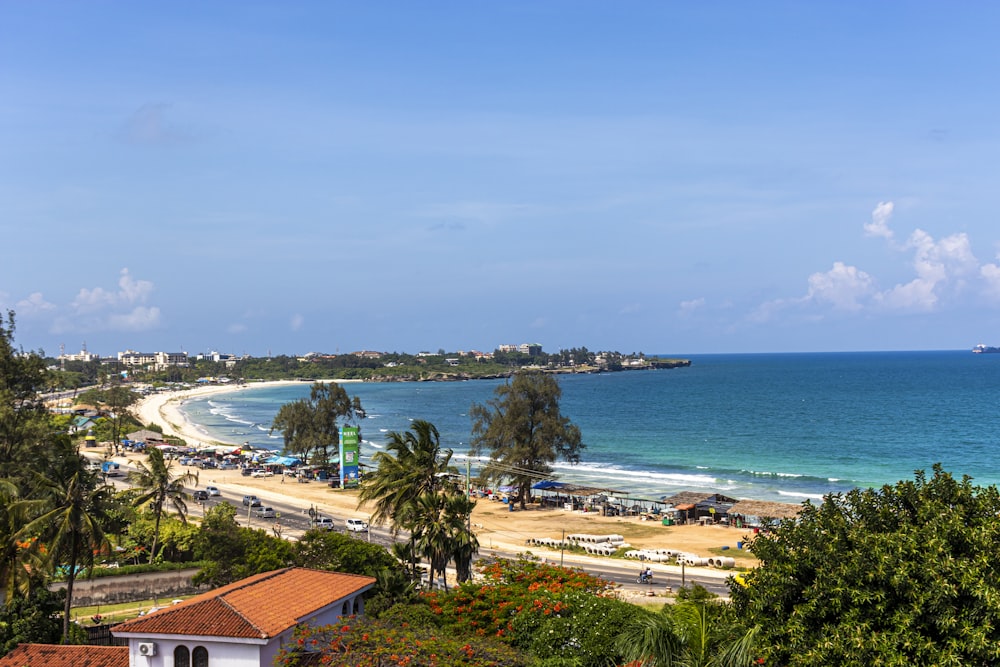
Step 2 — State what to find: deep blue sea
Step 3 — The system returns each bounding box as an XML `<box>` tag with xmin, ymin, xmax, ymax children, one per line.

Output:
<box><xmin>176</xmin><ymin>351</ymin><xmax>1000</xmax><ymax>504</ymax></box>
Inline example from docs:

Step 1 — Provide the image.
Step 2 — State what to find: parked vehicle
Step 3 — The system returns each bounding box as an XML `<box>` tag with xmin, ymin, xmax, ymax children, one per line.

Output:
<box><xmin>199</xmin><ymin>460</ymin><xmax>218</xmax><ymax>469</ymax></box>
<box><xmin>206</xmin><ymin>486</ymin><xmax>221</xmax><ymax>496</ymax></box>
<box><xmin>218</xmin><ymin>462</ymin><xmax>238</xmax><ymax>470</ymax></box>
<box><xmin>101</xmin><ymin>461</ymin><xmax>121</xmax><ymax>477</ymax></box>
<box><xmin>251</xmin><ymin>469</ymin><xmax>274</xmax><ymax>478</ymax></box>
<box><xmin>345</xmin><ymin>518</ymin><xmax>369</xmax><ymax>533</ymax></box>
<box><xmin>254</xmin><ymin>506</ymin><xmax>276</xmax><ymax>519</ymax></box>
<box><xmin>310</xmin><ymin>517</ymin><xmax>335</xmax><ymax>531</ymax></box>
<box><xmin>242</xmin><ymin>495</ymin><xmax>262</xmax><ymax>507</ymax></box>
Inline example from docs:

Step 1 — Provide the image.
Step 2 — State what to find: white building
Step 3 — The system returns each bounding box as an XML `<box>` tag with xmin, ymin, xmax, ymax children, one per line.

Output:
<box><xmin>0</xmin><ymin>567</ymin><xmax>376</xmax><ymax>667</ymax></box>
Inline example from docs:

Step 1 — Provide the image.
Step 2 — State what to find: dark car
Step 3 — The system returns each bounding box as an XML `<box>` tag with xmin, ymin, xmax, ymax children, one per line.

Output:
<box><xmin>192</xmin><ymin>490</ymin><xmax>209</xmax><ymax>501</ymax></box>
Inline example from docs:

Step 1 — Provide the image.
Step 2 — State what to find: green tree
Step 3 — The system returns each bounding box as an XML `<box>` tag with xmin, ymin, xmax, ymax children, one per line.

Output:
<box><xmin>358</xmin><ymin>420</ymin><xmax>475</xmax><ymax>581</ymax></box>
<box><xmin>732</xmin><ymin>465</ymin><xmax>1000</xmax><ymax>666</ymax></box>
<box><xmin>127</xmin><ymin>447</ymin><xmax>199</xmax><ymax>563</ymax></box>
<box><xmin>270</xmin><ymin>382</ymin><xmax>362</xmax><ymax>469</ymax></box>
<box><xmin>0</xmin><ymin>588</ymin><xmax>68</xmax><ymax>657</ymax></box>
<box><xmin>23</xmin><ymin>439</ymin><xmax>112</xmax><ymax>642</ymax></box>
<box><xmin>293</xmin><ymin>529</ymin><xmax>398</xmax><ymax>576</ymax></box>
<box><xmin>470</xmin><ymin>372</ymin><xmax>584</xmax><ymax>509</ymax></box>
<box><xmin>0</xmin><ymin>311</ymin><xmax>51</xmax><ymax>480</ymax></box>
<box><xmin>615</xmin><ymin>601</ymin><xmax>757</xmax><ymax>667</ymax></box>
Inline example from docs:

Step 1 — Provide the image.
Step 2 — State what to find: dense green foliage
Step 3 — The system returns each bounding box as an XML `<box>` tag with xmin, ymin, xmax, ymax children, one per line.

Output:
<box><xmin>0</xmin><ymin>588</ymin><xmax>71</xmax><ymax>654</ymax></box>
<box><xmin>470</xmin><ymin>372</ymin><xmax>584</xmax><ymax>509</ymax></box>
<box><xmin>128</xmin><ymin>447</ymin><xmax>199</xmax><ymax>563</ymax></box>
<box><xmin>733</xmin><ymin>465</ymin><xmax>1000</xmax><ymax>666</ymax></box>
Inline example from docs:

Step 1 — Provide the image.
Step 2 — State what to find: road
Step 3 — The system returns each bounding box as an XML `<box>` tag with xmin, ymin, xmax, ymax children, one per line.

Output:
<box><xmin>103</xmin><ymin>459</ymin><xmax>733</xmax><ymax>599</ymax></box>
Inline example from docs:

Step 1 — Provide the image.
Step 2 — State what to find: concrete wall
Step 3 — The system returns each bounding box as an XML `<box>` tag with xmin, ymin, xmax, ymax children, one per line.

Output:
<box><xmin>49</xmin><ymin>568</ymin><xmax>203</xmax><ymax>607</ymax></box>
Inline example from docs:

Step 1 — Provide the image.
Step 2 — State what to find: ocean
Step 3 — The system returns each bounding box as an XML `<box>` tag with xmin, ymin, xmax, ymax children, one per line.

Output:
<box><xmin>175</xmin><ymin>350</ymin><xmax>1000</xmax><ymax>504</ymax></box>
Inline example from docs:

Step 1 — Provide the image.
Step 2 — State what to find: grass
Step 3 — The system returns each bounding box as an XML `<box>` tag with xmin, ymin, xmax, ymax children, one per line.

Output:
<box><xmin>72</xmin><ymin>595</ymin><xmax>195</xmax><ymax>625</ymax></box>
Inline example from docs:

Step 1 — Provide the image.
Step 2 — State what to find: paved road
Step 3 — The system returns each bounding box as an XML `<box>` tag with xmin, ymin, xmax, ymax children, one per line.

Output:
<box><xmin>102</xmin><ymin>457</ymin><xmax>733</xmax><ymax>599</ymax></box>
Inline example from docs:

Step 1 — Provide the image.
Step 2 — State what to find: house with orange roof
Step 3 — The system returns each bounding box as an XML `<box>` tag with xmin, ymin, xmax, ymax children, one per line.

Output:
<box><xmin>0</xmin><ymin>567</ymin><xmax>376</xmax><ymax>667</ymax></box>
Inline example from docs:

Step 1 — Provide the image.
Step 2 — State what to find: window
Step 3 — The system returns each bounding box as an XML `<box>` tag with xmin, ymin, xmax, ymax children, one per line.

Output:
<box><xmin>173</xmin><ymin>646</ymin><xmax>190</xmax><ymax>667</ymax></box>
<box><xmin>192</xmin><ymin>646</ymin><xmax>209</xmax><ymax>667</ymax></box>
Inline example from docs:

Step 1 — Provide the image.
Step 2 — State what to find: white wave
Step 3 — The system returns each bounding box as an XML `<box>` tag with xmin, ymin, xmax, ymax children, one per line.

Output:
<box><xmin>776</xmin><ymin>490</ymin><xmax>824</xmax><ymax>500</ymax></box>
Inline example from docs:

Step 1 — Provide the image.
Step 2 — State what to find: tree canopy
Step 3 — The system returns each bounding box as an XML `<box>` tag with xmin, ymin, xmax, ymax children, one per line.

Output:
<box><xmin>732</xmin><ymin>464</ymin><xmax>1000</xmax><ymax>666</ymax></box>
<box><xmin>469</xmin><ymin>372</ymin><xmax>584</xmax><ymax>509</ymax></box>
<box><xmin>270</xmin><ymin>382</ymin><xmax>362</xmax><ymax>468</ymax></box>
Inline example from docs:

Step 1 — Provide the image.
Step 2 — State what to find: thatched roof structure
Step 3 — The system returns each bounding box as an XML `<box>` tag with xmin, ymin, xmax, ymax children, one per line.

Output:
<box><xmin>126</xmin><ymin>429</ymin><xmax>165</xmax><ymax>443</ymax></box>
<box><xmin>661</xmin><ymin>491</ymin><xmax>738</xmax><ymax>508</ymax></box>
<box><xmin>729</xmin><ymin>499</ymin><xmax>803</xmax><ymax>521</ymax></box>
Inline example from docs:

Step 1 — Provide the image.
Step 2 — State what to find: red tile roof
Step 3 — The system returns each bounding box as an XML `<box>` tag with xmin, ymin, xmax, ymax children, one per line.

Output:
<box><xmin>113</xmin><ymin>567</ymin><xmax>376</xmax><ymax>640</ymax></box>
<box><xmin>0</xmin><ymin>644</ymin><xmax>128</xmax><ymax>667</ymax></box>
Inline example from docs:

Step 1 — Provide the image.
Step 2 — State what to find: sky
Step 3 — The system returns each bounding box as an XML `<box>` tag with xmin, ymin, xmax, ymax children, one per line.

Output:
<box><xmin>3</xmin><ymin>2</ymin><xmax>1000</xmax><ymax>358</ymax></box>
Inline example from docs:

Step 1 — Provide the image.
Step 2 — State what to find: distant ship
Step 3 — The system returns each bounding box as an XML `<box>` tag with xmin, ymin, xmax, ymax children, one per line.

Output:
<box><xmin>973</xmin><ymin>344</ymin><xmax>1000</xmax><ymax>354</ymax></box>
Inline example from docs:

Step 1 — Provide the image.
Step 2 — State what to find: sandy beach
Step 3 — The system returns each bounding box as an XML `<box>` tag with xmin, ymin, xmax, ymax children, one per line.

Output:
<box><xmin>126</xmin><ymin>383</ymin><xmax>756</xmax><ymax>577</ymax></box>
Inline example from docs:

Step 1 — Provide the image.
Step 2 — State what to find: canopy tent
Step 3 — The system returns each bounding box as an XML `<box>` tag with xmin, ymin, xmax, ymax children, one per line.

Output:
<box><xmin>268</xmin><ymin>455</ymin><xmax>301</xmax><ymax>467</ymax></box>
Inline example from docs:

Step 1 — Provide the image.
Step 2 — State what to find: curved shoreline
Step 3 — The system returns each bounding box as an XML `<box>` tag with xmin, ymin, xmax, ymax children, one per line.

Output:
<box><xmin>134</xmin><ymin>380</ymin><xmax>307</xmax><ymax>447</ymax></box>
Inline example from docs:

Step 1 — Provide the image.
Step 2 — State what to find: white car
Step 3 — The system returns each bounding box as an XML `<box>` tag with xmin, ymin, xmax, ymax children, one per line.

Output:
<box><xmin>251</xmin><ymin>469</ymin><xmax>274</xmax><ymax>478</ymax></box>
<box><xmin>346</xmin><ymin>518</ymin><xmax>369</xmax><ymax>533</ymax></box>
<box><xmin>206</xmin><ymin>486</ymin><xmax>221</xmax><ymax>496</ymax></box>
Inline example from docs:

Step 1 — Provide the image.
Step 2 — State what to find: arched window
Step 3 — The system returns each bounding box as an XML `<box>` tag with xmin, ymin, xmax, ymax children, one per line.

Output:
<box><xmin>192</xmin><ymin>646</ymin><xmax>209</xmax><ymax>667</ymax></box>
<box><xmin>352</xmin><ymin>596</ymin><xmax>360</xmax><ymax>614</ymax></box>
<box><xmin>342</xmin><ymin>601</ymin><xmax>348</xmax><ymax>615</ymax></box>
<box><xmin>173</xmin><ymin>645</ymin><xmax>190</xmax><ymax>667</ymax></box>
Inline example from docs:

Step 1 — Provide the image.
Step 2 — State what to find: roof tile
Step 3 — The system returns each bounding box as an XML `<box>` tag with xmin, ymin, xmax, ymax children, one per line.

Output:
<box><xmin>113</xmin><ymin>567</ymin><xmax>375</xmax><ymax>639</ymax></box>
<box><xmin>0</xmin><ymin>644</ymin><xmax>128</xmax><ymax>667</ymax></box>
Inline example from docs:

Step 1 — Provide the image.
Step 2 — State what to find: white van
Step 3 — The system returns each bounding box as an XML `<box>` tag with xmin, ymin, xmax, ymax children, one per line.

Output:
<box><xmin>311</xmin><ymin>517</ymin><xmax>335</xmax><ymax>531</ymax></box>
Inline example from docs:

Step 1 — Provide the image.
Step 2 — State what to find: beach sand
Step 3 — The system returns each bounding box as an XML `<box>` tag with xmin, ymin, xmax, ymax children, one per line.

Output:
<box><xmin>125</xmin><ymin>383</ymin><xmax>756</xmax><ymax>575</ymax></box>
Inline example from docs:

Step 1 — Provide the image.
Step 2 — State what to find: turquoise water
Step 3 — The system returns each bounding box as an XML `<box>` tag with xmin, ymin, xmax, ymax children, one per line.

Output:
<box><xmin>176</xmin><ymin>351</ymin><xmax>1000</xmax><ymax>503</ymax></box>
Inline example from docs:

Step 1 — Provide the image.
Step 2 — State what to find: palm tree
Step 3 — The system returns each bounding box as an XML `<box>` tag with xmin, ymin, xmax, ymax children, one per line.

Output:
<box><xmin>615</xmin><ymin>600</ymin><xmax>758</xmax><ymax>667</ymax></box>
<box><xmin>406</xmin><ymin>489</ymin><xmax>479</xmax><ymax>590</ymax></box>
<box><xmin>23</xmin><ymin>443</ymin><xmax>113</xmax><ymax>642</ymax></box>
<box><xmin>128</xmin><ymin>447</ymin><xmax>198</xmax><ymax>564</ymax></box>
<box><xmin>358</xmin><ymin>420</ymin><xmax>462</xmax><ymax>580</ymax></box>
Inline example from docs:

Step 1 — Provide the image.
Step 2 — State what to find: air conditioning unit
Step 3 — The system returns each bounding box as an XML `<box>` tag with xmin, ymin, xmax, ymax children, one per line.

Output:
<box><xmin>137</xmin><ymin>641</ymin><xmax>157</xmax><ymax>657</ymax></box>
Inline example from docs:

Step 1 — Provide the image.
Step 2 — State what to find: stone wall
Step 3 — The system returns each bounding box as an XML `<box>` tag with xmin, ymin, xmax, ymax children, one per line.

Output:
<box><xmin>49</xmin><ymin>568</ymin><xmax>203</xmax><ymax>606</ymax></box>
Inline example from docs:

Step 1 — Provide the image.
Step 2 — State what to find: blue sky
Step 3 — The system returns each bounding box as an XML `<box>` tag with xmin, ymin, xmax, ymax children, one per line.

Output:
<box><xmin>3</xmin><ymin>3</ymin><xmax>1000</xmax><ymax>357</ymax></box>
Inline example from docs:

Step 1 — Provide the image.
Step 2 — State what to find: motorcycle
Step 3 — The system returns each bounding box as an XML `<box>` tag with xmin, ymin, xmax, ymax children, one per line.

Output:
<box><xmin>636</xmin><ymin>572</ymin><xmax>654</xmax><ymax>584</ymax></box>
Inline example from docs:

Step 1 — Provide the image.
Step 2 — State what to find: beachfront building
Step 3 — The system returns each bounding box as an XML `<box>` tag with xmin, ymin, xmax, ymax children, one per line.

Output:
<box><xmin>0</xmin><ymin>568</ymin><xmax>377</xmax><ymax>667</ymax></box>
<box><xmin>117</xmin><ymin>350</ymin><xmax>189</xmax><ymax>370</ymax></box>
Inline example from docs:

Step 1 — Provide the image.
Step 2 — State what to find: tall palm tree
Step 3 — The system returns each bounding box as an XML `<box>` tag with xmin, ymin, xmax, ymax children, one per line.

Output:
<box><xmin>128</xmin><ymin>447</ymin><xmax>198</xmax><ymax>564</ymax></box>
<box><xmin>23</xmin><ymin>444</ymin><xmax>113</xmax><ymax>642</ymax></box>
<box><xmin>358</xmin><ymin>420</ymin><xmax>461</xmax><ymax>579</ymax></box>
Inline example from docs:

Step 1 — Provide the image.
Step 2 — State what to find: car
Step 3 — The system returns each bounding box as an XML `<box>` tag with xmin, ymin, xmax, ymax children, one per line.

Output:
<box><xmin>253</xmin><ymin>506</ymin><xmax>276</xmax><ymax>519</ymax></box>
<box><xmin>346</xmin><ymin>518</ymin><xmax>369</xmax><ymax>533</ymax></box>
<box><xmin>251</xmin><ymin>469</ymin><xmax>274</xmax><ymax>478</ymax></box>
<box><xmin>199</xmin><ymin>460</ymin><xmax>218</xmax><ymax>469</ymax></box>
<box><xmin>242</xmin><ymin>495</ymin><xmax>261</xmax><ymax>507</ymax></box>
<box><xmin>192</xmin><ymin>490</ymin><xmax>209</xmax><ymax>501</ymax></box>
<box><xmin>310</xmin><ymin>517</ymin><xmax>334</xmax><ymax>531</ymax></box>
<box><xmin>206</xmin><ymin>486</ymin><xmax>221</xmax><ymax>496</ymax></box>
<box><xmin>218</xmin><ymin>462</ymin><xmax>238</xmax><ymax>470</ymax></box>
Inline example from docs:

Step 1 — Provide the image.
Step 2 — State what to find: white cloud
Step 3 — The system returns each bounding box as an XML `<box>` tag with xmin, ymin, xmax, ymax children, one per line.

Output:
<box><xmin>805</xmin><ymin>262</ymin><xmax>874</xmax><ymax>311</ymax></box>
<box><xmin>618</xmin><ymin>303</ymin><xmax>641</xmax><ymax>315</ymax></box>
<box><xmin>873</xmin><ymin>229</ymin><xmax>978</xmax><ymax>311</ymax></box>
<box><xmin>678</xmin><ymin>298</ymin><xmax>705</xmax><ymax>317</ymax></box>
<box><xmin>48</xmin><ymin>269</ymin><xmax>162</xmax><ymax>335</ymax></box>
<box><xmin>228</xmin><ymin>323</ymin><xmax>249</xmax><ymax>334</ymax></box>
<box><xmin>15</xmin><ymin>292</ymin><xmax>56</xmax><ymax>315</ymax></box>
<box><xmin>290</xmin><ymin>314</ymin><xmax>304</xmax><ymax>331</ymax></box>
<box><xmin>107</xmin><ymin>306</ymin><xmax>161</xmax><ymax>332</ymax></box>
<box><xmin>73</xmin><ymin>268</ymin><xmax>153</xmax><ymax>313</ymax></box>
<box><xmin>864</xmin><ymin>201</ymin><xmax>895</xmax><ymax>240</ymax></box>
<box><xmin>981</xmin><ymin>262</ymin><xmax>1000</xmax><ymax>299</ymax></box>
